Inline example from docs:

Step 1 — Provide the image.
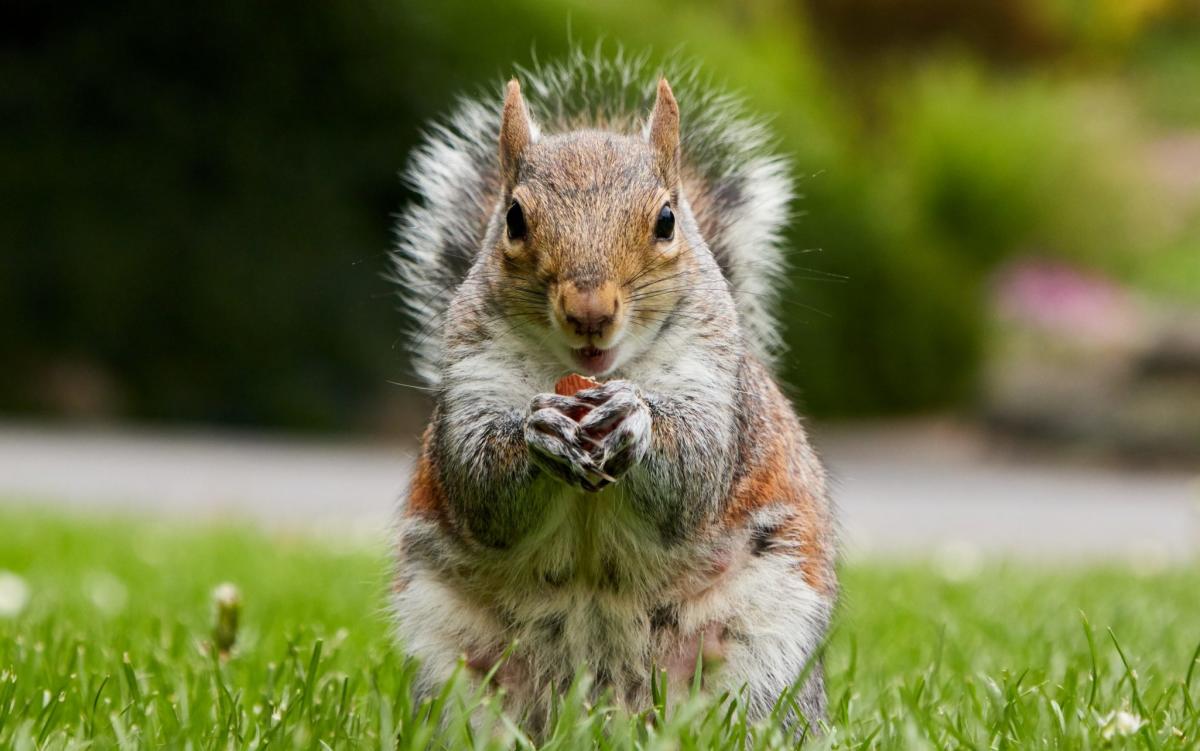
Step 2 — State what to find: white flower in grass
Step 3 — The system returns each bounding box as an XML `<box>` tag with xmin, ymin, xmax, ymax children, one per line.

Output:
<box><xmin>213</xmin><ymin>582</ymin><xmax>241</xmax><ymax>607</ymax></box>
<box><xmin>1099</xmin><ymin>709</ymin><xmax>1146</xmax><ymax>739</ymax></box>
<box><xmin>0</xmin><ymin>571</ymin><xmax>30</xmax><ymax>618</ymax></box>
<box><xmin>212</xmin><ymin>582</ymin><xmax>242</xmax><ymax>656</ymax></box>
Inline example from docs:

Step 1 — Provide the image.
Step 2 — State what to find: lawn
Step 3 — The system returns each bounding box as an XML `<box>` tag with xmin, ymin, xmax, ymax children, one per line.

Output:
<box><xmin>1</xmin><ymin>505</ymin><xmax>1198</xmax><ymax>749</ymax></box>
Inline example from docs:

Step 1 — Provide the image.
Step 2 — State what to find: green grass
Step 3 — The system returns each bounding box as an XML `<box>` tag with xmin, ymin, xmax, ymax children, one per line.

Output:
<box><xmin>2</xmin><ymin>505</ymin><xmax>1199</xmax><ymax>749</ymax></box>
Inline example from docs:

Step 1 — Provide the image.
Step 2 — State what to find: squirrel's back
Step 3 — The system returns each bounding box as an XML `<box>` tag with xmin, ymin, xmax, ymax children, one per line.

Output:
<box><xmin>391</xmin><ymin>48</ymin><xmax>793</xmax><ymax>385</ymax></box>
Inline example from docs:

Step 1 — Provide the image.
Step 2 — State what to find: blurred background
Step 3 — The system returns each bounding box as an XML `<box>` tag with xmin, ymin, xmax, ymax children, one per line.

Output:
<box><xmin>3</xmin><ymin>0</ymin><xmax>1199</xmax><ymax>557</ymax></box>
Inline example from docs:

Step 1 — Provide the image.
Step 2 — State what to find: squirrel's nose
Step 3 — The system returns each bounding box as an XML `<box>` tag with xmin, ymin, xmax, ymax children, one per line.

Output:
<box><xmin>559</xmin><ymin>282</ymin><xmax>620</xmax><ymax>340</ymax></box>
<box><xmin>565</xmin><ymin>309</ymin><xmax>614</xmax><ymax>338</ymax></box>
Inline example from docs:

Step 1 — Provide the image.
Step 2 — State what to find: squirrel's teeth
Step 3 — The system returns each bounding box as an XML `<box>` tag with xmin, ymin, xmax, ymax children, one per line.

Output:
<box><xmin>572</xmin><ymin>346</ymin><xmax>616</xmax><ymax>375</ymax></box>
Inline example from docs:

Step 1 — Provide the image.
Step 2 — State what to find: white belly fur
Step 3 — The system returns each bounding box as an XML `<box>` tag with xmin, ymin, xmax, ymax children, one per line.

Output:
<box><xmin>392</xmin><ymin>482</ymin><xmax>830</xmax><ymax>716</ymax></box>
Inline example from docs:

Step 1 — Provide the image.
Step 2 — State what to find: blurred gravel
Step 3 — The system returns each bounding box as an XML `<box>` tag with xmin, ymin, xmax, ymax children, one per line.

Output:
<box><xmin>1</xmin><ymin>421</ymin><xmax>1197</xmax><ymax>562</ymax></box>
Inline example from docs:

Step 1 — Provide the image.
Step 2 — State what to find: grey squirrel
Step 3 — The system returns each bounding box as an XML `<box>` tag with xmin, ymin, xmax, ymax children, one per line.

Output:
<box><xmin>389</xmin><ymin>51</ymin><xmax>836</xmax><ymax>730</ymax></box>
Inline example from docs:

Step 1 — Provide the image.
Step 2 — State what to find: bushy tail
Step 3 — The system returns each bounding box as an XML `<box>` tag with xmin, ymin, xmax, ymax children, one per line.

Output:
<box><xmin>391</xmin><ymin>47</ymin><xmax>794</xmax><ymax>386</ymax></box>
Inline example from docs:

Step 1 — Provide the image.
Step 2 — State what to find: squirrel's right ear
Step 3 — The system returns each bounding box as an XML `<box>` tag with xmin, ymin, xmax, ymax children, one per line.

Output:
<box><xmin>647</xmin><ymin>78</ymin><xmax>681</xmax><ymax>188</ymax></box>
<box><xmin>499</xmin><ymin>79</ymin><xmax>537</xmax><ymax>189</ymax></box>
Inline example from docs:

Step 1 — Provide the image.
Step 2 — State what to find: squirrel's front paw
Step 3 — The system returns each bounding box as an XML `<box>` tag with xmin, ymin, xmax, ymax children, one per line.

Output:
<box><xmin>576</xmin><ymin>380</ymin><xmax>652</xmax><ymax>481</ymax></box>
<box><xmin>525</xmin><ymin>398</ymin><xmax>611</xmax><ymax>490</ymax></box>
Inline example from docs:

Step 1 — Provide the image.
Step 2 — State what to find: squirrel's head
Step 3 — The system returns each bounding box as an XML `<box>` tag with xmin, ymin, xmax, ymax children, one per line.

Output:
<box><xmin>488</xmin><ymin>78</ymin><xmax>690</xmax><ymax>377</ymax></box>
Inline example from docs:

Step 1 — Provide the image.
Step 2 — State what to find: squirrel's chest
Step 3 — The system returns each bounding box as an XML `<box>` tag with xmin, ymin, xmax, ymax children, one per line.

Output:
<box><xmin>482</xmin><ymin>482</ymin><xmax>737</xmax><ymax>631</ymax></box>
<box><xmin>479</xmin><ymin>486</ymin><xmax>733</xmax><ymax>685</ymax></box>
<box><xmin>512</xmin><ymin>483</ymin><xmax>674</xmax><ymax>595</ymax></box>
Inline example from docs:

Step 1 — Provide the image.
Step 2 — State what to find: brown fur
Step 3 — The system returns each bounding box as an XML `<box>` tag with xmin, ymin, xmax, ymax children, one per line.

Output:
<box><xmin>494</xmin><ymin>81</ymin><xmax>686</xmax><ymax>351</ymax></box>
<box><xmin>647</xmin><ymin>79</ymin><xmax>681</xmax><ymax>187</ymax></box>
<box><xmin>405</xmin><ymin>426</ymin><xmax>446</xmax><ymax>524</ymax></box>
<box><xmin>499</xmin><ymin>79</ymin><xmax>533</xmax><ymax>188</ymax></box>
<box><xmin>723</xmin><ymin>360</ymin><xmax>837</xmax><ymax>597</ymax></box>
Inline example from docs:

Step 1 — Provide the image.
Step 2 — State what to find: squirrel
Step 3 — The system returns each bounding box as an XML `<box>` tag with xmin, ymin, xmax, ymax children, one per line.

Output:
<box><xmin>389</xmin><ymin>52</ymin><xmax>836</xmax><ymax>730</ymax></box>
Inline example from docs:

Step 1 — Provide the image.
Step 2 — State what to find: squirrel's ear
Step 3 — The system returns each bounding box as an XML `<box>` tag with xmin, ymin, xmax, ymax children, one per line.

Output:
<box><xmin>647</xmin><ymin>78</ymin><xmax>681</xmax><ymax>188</ymax></box>
<box><xmin>499</xmin><ymin>78</ymin><xmax>536</xmax><ymax>189</ymax></box>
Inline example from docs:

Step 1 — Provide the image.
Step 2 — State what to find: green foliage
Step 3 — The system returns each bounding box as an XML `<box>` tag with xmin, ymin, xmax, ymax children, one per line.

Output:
<box><xmin>0</xmin><ymin>0</ymin><xmax>1178</xmax><ymax>425</ymax></box>
<box><xmin>884</xmin><ymin>64</ymin><xmax>1145</xmax><ymax>271</ymax></box>
<box><xmin>777</xmin><ymin>56</ymin><xmax>1168</xmax><ymax>414</ymax></box>
<box><xmin>3</xmin><ymin>506</ymin><xmax>1200</xmax><ymax>748</ymax></box>
<box><xmin>779</xmin><ymin>174</ymin><xmax>985</xmax><ymax>415</ymax></box>
<box><xmin>1134</xmin><ymin>215</ymin><xmax>1200</xmax><ymax>302</ymax></box>
<box><xmin>1129</xmin><ymin>23</ymin><xmax>1200</xmax><ymax>127</ymax></box>
<box><xmin>804</xmin><ymin>0</ymin><xmax>1187</xmax><ymax>63</ymax></box>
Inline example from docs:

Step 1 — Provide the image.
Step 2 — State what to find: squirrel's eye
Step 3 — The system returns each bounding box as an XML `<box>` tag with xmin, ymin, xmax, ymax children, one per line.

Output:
<box><xmin>654</xmin><ymin>204</ymin><xmax>675</xmax><ymax>241</ymax></box>
<box><xmin>506</xmin><ymin>200</ymin><xmax>527</xmax><ymax>241</ymax></box>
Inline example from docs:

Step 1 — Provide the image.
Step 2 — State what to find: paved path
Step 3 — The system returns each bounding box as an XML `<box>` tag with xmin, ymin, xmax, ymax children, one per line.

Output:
<box><xmin>2</xmin><ymin>422</ymin><xmax>1197</xmax><ymax>562</ymax></box>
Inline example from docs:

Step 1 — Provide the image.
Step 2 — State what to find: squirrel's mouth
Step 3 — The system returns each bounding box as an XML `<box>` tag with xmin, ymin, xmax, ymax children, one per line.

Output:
<box><xmin>572</xmin><ymin>346</ymin><xmax>617</xmax><ymax>375</ymax></box>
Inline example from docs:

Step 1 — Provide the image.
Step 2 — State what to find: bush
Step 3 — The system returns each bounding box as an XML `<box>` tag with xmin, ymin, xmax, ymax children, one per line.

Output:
<box><xmin>0</xmin><ymin>1</ymin><xmax>573</xmax><ymax>429</ymax></box>
<box><xmin>779</xmin><ymin>172</ymin><xmax>984</xmax><ymax>415</ymax></box>
<box><xmin>883</xmin><ymin>63</ymin><xmax>1147</xmax><ymax>272</ymax></box>
<box><xmin>0</xmin><ymin>0</ymin><xmax>1164</xmax><ymax>427</ymax></box>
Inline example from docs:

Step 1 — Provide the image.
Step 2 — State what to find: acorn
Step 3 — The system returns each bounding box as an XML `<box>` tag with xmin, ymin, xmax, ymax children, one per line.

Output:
<box><xmin>554</xmin><ymin>373</ymin><xmax>601</xmax><ymax>397</ymax></box>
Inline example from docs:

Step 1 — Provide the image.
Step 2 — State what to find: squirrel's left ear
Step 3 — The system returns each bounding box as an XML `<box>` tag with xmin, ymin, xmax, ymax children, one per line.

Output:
<box><xmin>499</xmin><ymin>78</ymin><xmax>537</xmax><ymax>190</ymax></box>
<box><xmin>647</xmin><ymin>78</ymin><xmax>681</xmax><ymax>188</ymax></box>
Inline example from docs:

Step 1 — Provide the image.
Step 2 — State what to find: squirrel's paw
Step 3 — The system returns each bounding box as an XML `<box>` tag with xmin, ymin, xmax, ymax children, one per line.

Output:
<box><xmin>577</xmin><ymin>380</ymin><xmax>652</xmax><ymax>480</ymax></box>
<box><xmin>525</xmin><ymin>403</ymin><xmax>611</xmax><ymax>490</ymax></box>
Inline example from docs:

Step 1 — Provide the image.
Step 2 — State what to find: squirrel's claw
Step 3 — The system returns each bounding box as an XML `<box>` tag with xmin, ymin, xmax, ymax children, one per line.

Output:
<box><xmin>572</xmin><ymin>380</ymin><xmax>630</xmax><ymax>407</ymax></box>
<box><xmin>530</xmin><ymin>393</ymin><xmax>593</xmax><ymax>423</ymax></box>
<box><xmin>525</xmin><ymin>406</ymin><xmax>609</xmax><ymax>490</ymax></box>
<box><xmin>526</xmin><ymin>382</ymin><xmax>650</xmax><ymax>490</ymax></box>
<box><xmin>578</xmin><ymin>381</ymin><xmax>652</xmax><ymax>480</ymax></box>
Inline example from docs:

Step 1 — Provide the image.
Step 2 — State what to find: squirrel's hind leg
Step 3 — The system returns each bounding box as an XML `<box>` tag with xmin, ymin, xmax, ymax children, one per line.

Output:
<box><xmin>665</xmin><ymin>542</ymin><xmax>834</xmax><ymax>732</ymax></box>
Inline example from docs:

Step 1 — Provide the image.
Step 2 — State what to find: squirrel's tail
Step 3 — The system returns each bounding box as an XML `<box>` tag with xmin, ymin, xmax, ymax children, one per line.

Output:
<box><xmin>391</xmin><ymin>47</ymin><xmax>794</xmax><ymax>386</ymax></box>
